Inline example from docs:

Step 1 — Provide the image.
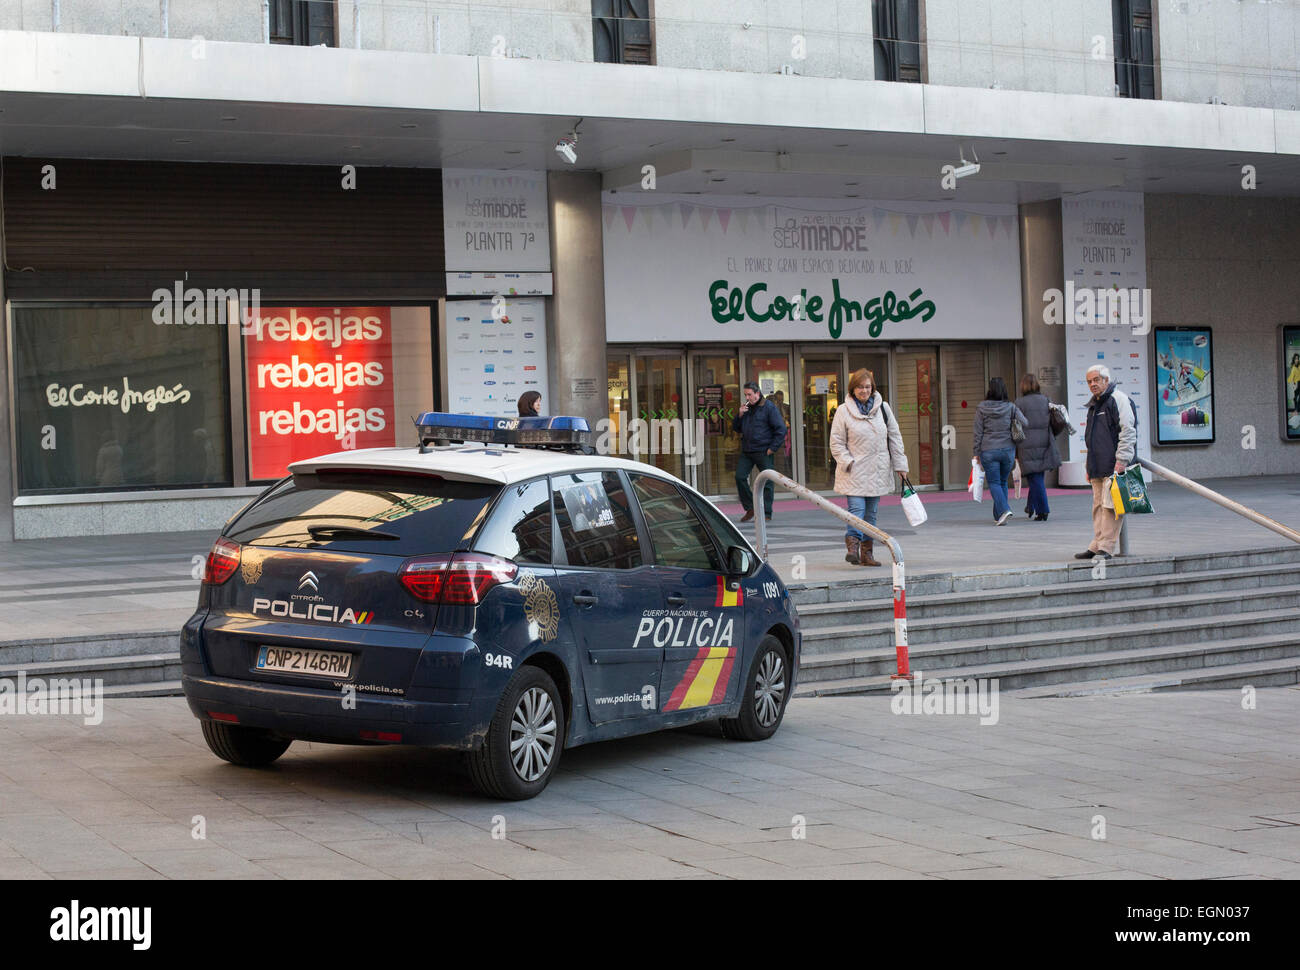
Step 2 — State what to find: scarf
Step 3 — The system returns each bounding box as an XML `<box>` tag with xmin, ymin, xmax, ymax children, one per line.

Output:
<box><xmin>853</xmin><ymin>393</ymin><xmax>877</xmax><ymax>417</ymax></box>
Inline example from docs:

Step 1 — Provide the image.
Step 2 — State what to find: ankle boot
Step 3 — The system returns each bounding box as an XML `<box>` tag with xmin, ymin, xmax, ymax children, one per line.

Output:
<box><xmin>844</xmin><ymin>536</ymin><xmax>860</xmax><ymax>564</ymax></box>
<box><xmin>859</xmin><ymin>538</ymin><xmax>881</xmax><ymax>567</ymax></box>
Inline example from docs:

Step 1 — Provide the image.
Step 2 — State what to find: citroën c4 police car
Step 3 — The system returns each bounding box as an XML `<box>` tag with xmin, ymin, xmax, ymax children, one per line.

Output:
<box><xmin>182</xmin><ymin>413</ymin><xmax>801</xmax><ymax>799</ymax></box>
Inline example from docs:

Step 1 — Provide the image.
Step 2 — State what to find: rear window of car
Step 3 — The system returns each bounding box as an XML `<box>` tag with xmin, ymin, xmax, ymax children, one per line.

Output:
<box><xmin>226</xmin><ymin>472</ymin><xmax>498</xmax><ymax>557</ymax></box>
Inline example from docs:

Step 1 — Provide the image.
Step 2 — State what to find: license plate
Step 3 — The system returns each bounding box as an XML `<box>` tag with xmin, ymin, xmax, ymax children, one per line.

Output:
<box><xmin>256</xmin><ymin>645</ymin><xmax>354</xmax><ymax>678</ymax></box>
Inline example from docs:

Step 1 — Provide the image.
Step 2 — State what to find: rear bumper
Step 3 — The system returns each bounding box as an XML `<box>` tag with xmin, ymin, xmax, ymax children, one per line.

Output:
<box><xmin>182</xmin><ymin>674</ymin><xmax>483</xmax><ymax>749</ymax></box>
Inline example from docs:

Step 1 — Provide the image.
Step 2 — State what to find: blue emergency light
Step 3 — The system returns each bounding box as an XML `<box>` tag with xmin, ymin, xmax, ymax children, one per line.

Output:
<box><xmin>415</xmin><ymin>412</ymin><xmax>590</xmax><ymax>449</ymax></box>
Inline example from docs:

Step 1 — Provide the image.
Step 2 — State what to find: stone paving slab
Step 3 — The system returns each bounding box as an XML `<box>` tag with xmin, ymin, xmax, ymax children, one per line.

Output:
<box><xmin>0</xmin><ymin>688</ymin><xmax>1297</xmax><ymax>879</ymax></box>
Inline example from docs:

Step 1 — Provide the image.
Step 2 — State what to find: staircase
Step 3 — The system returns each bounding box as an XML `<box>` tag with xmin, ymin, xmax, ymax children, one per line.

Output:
<box><xmin>0</xmin><ymin>631</ymin><xmax>181</xmax><ymax>699</ymax></box>
<box><xmin>791</xmin><ymin>545</ymin><xmax>1300</xmax><ymax>697</ymax></box>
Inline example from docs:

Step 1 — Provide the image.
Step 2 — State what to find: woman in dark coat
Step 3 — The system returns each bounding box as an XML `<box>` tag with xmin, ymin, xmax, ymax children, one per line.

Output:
<box><xmin>517</xmin><ymin>391</ymin><xmax>542</xmax><ymax>417</ymax></box>
<box><xmin>1014</xmin><ymin>373</ymin><xmax>1062</xmax><ymax>521</ymax></box>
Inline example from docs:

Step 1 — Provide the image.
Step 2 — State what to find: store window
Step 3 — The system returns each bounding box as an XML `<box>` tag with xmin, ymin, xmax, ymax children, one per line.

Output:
<box><xmin>692</xmin><ymin>352</ymin><xmax>740</xmax><ymax>496</ymax></box>
<box><xmin>13</xmin><ymin>305</ymin><xmax>231</xmax><ymax>493</ymax></box>
<box><xmin>244</xmin><ymin>306</ymin><xmax>433</xmax><ymax>482</ymax></box>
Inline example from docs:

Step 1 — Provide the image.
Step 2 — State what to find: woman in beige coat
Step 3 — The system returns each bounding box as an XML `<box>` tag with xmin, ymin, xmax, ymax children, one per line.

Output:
<box><xmin>829</xmin><ymin>368</ymin><xmax>909</xmax><ymax>566</ymax></box>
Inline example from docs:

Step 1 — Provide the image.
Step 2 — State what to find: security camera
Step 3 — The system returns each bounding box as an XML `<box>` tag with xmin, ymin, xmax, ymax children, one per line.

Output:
<box><xmin>555</xmin><ymin>128</ymin><xmax>579</xmax><ymax>165</ymax></box>
<box><xmin>951</xmin><ymin>161</ymin><xmax>980</xmax><ymax>179</ymax></box>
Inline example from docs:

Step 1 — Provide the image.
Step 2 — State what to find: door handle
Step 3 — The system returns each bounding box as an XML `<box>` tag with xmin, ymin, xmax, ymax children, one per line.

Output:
<box><xmin>572</xmin><ymin>593</ymin><xmax>599</xmax><ymax>607</ymax></box>
<box><xmin>666</xmin><ymin>594</ymin><xmax>687</xmax><ymax>607</ymax></box>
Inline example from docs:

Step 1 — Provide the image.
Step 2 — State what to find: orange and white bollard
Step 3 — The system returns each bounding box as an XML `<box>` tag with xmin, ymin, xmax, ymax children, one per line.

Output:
<box><xmin>890</xmin><ymin>560</ymin><xmax>911</xmax><ymax>679</ymax></box>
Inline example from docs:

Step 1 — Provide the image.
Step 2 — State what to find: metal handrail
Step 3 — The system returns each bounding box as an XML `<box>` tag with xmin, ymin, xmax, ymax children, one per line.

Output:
<box><xmin>751</xmin><ymin>468</ymin><xmax>913</xmax><ymax>679</ymax></box>
<box><xmin>1120</xmin><ymin>458</ymin><xmax>1300</xmax><ymax>551</ymax></box>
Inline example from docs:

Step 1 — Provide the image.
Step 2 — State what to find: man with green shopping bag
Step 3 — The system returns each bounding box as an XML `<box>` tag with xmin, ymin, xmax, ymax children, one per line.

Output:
<box><xmin>1074</xmin><ymin>365</ymin><xmax>1137</xmax><ymax>562</ymax></box>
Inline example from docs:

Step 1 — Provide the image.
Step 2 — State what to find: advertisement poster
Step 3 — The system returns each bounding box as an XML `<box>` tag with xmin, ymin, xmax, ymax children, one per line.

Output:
<box><xmin>1284</xmin><ymin>326</ymin><xmax>1300</xmax><ymax>441</ymax></box>
<box><xmin>1061</xmin><ymin>192</ymin><xmax>1151</xmax><ymax>470</ymax></box>
<box><xmin>443</xmin><ymin>169</ymin><xmax>551</xmax><ymax>273</ymax></box>
<box><xmin>602</xmin><ymin>194</ymin><xmax>1021</xmax><ymax>342</ymax></box>
<box><xmin>1153</xmin><ymin>327</ymin><xmax>1214</xmax><ymax>445</ymax></box>
<box><xmin>244</xmin><ymin>307</ymin><xmax>397</xmax><ymax>480</ymax></box>
<box><xmin>445</xmin><ymin>297</ymin><xmax>548</xmax><ymax>417</ymax></box>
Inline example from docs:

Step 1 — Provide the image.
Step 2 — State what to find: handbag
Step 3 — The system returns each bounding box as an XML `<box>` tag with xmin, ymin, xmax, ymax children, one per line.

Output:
<box><xmin>967</xmin><ymin>458</ymin><xmax>985</xmax><ymax>503</ymax></box>
<box><xmin>1110</xmin><ymin>466</ymin><xmax>1154</xmax><ymax>516</ymax></box>
<box><xmin>1010</xmin><ymin>413</ymin><xmax>1026</xmax><ymax>444</ymax></box>
<box><xmin>1048</xmin><ymin>404</ymin><xmax>1067</xmax><ymax>437</ymax></box>
<box><xmin>899</xmin><ymin>476</ymin><xmax>927</xmax><ymax>527</ymax></box>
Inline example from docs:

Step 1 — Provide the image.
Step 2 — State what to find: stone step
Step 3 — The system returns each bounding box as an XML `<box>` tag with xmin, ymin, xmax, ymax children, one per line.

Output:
<box><xmin>796</xmin><ymin>562</ymin><xmax>1297</xmax><ymax>629</ymax></box>
<box><xmin>793</xmin><ymin>630</ymin><xmax>1300</xmax><ymax>697</ymax></box>
<box><xmin>1007</xmin><ymin>656</ymin><xmax>1300</xmax><ymax>697</ymax></box>
<box><xmin>797</xmin><ymin>607</ymin><xmax>1298</xmax><ymax>680</ymax></box>
<box><xmin>787</xmin><ymin>544</ymin><xmax>1300</xmax><ymax>606</ymax></box>
<box><xmin>799</xmin><ymin>585</ymin><xmax>1300</xmax><ymax>655</ymax></box>
<box><xmin>0</xmin><ymin>631</ymin><xmax>179</xmax><ymax>665</ymax></box>
<box><xmin>101</xmin><ymin>680</ymin><xmax>185</xmax><ymax>698</ymax></box>
<box><xmin>0</xmin><ymin>652</ymin><xmax>182</xmax><ymax>688</ymax></box>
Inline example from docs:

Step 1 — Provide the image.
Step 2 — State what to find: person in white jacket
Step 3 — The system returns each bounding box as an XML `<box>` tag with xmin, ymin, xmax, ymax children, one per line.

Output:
<box><xmin>829</xmin><ymin>369</ymin><xmax>908</xmax><ymax>566</ymax></box>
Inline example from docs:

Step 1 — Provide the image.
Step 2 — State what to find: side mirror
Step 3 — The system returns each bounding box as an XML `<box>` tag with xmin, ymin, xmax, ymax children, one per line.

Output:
<box><xmin>727</xmin><ymin>545</ymin><xmax>753</xmax><ymax>576</ymax></box>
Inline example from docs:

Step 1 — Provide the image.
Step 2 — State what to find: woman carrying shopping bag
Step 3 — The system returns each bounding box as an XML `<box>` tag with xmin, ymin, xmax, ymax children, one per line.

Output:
<box><xmin>1014</xmin><ymin>373</ymin><xmax>1062</xmax><ymax>521</ymax></box>
<box><xmin>972</xmin><ymin>377</ymin><xmax>1028</xmax><ymax>526</ymax></box>
<box><xmin>830</xmin><ymin>368</ymin><xmax>908</xmax><ymax>566</ymax></box>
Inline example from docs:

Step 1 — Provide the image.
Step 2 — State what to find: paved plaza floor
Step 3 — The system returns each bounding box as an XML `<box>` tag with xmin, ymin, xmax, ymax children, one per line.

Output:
<box><xmin>0</xmin><ymin>688</ymin><xmax>1297</xmax><ymax>880</ymax></box>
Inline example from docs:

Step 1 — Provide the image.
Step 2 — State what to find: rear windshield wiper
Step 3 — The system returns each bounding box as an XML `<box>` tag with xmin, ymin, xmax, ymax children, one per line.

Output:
<box><xmin>305</xmin><ymin>524</ymin><xmax>400</xmax><ymax>541</ymax></box>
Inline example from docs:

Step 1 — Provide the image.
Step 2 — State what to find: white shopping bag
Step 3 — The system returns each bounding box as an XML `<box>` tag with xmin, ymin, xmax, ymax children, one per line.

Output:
<box><xmin>1101</xmin><ymin>475</ymin><xmax>1115</xmax><ymax>510</ymax></box>
<box><xmin>968</xmin><ymin>458</ymin><xmax>985</xmax><ymax>503</ymax></box>
<box><xmin>900</xmin><ymin>476</ymin><xmax>927</xmax><ymax>527</ymax></box>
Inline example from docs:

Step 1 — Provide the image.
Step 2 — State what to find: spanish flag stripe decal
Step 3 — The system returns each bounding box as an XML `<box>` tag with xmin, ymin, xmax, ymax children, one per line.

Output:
<box><xmin>714</xmin><ymin>576</ymin><xmax>743</xmax><ymax>608</ymax></box>
<box><xmin>708</xmin><ymin>653</ymin><xmax>736</xmax><ymax>705</ymax></box>
<box><xmin>663</xmin><ymin>647</ymin><xmax>711</xmax><ymax>711</ymax></box>
<box><xmin>678</xmin><ymin>647</ymin><xmax>732</xmax><ymax>710</ymax></box>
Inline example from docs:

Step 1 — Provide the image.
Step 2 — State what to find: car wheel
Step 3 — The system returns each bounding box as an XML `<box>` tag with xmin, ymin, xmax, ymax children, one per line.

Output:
<box><xmin>467</xmin><ymin>665</ymin><xmax>565</xmax><ymax>800</ymax></box>
<box><xmin>200</xmin><ymin>719</ymin><xmax>292</xmax><ymax>766</ymax></box>
<box><xmin>720</xmin><ymin>636</ymin><xmax>789</xmax><ymax>742</ymax></box>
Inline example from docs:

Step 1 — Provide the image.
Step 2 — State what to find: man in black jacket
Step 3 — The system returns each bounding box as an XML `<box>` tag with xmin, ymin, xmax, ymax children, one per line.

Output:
<box><xmin>733</xmin><ymin>382</ymin><xmax>787</xmax><ymax>522</ymax></box>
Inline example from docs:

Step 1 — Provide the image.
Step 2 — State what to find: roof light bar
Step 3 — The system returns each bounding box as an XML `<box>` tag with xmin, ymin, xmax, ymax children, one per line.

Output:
<box><xmin>415</xmin><ymin>412</ymin><xmax>590</xmax><ymax>449</ymax></box>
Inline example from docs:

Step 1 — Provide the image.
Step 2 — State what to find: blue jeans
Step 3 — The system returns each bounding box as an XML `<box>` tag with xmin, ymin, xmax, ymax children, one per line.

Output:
<box><xmin>1025</xmin><ymin>471</ymin><xmax>1049</xmax><ymax>517</ymax></box>
<box><xmin>735</xmin><ymin>451</ymin><xmax>776</xmax><ymax>515</ymax></box>
<box><xmin>845</xmin><ymin>495</ymin><xmax>881</xmax><ymax>541</ymax></box>
<box><xmin>980</xmin><ymin>448</ymin><xmax>1015</xmax><ymax>519</ymax></box>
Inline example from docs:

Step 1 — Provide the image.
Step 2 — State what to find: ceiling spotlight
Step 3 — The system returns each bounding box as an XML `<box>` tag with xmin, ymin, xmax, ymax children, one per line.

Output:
<box><xmin>950</xmin><ymin>145</ymin><xmax>980</xmax><ymax>180</ymax></box>
<box><xmin>555</xmin><ymin>120</ymin><xmax>582</xmax><ymax>165</ymax></box>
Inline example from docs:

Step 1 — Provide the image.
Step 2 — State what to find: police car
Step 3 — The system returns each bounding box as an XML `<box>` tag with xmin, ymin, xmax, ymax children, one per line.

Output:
<box><xmin>182</xmin><ymin>413</ymin><xmax>801</xmax><ymax>799</ymax></box>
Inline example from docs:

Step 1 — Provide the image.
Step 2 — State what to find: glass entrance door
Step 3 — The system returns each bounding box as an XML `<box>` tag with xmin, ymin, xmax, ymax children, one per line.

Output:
<box><xmin>634</xmin><ymin>355</ymin><xmax>685</xmax><ymax>479</ymax></box>
<box><xmin>691</xmin><ymin>351</ymin><xmax>740</xmax><ymax>497</ymax></box>
<box><xmin>893</xmin><ymin>348</ymin><xmax>940</xmax><ymax>486</ymax></box>
<box><xmin>743</xmin><ymin>352</ymin><xmax>794</xmax><ymax>479</ymax></box>
<box><xmin>799</xmin><ymin>354</ymin><xmax>843</xmax><ymax>491</ymax></box>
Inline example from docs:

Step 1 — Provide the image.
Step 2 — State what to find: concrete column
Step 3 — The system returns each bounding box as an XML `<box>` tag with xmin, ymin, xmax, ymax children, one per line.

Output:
<box><xmin>546</xmin><ymin>171</ymin><xmax>608</xmax><ymax>428</ymax></box>
<box><xmin>0</xmin><ymin>175</ymin><xmax>13</xmax><ymax>541</ymax></box>
<box><xmin>1018</xmin><ymin>200</ymin><xmax>1067</xmax><ymax>485</ymax></box>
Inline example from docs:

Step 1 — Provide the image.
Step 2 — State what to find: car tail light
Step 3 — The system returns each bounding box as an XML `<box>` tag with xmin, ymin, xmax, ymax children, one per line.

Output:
<box><xmin>360</xmin><ymin>730</ymin><xmax>402</xmax><ymax>742</ymax></box>
<box><xmin>399</xmin><ymin>553</ymin><xmax>517</xmax><ymax>605</ymax></box>
<box><xmin>208</xmin><ymin>711</ymin><xmax>239</xmax><ymax>723</ymax></box>
<box><xmin>204</xmin><ymin>538</ymin><xmax>241</xmax><ymax>585</ymax></box>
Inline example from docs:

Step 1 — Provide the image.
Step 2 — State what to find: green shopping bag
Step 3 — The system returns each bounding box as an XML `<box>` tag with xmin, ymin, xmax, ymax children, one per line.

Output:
<box><xmin>1109</xmin><ymin>466</ymin><xmax>1154</xmax><ymax>516</ymax></box>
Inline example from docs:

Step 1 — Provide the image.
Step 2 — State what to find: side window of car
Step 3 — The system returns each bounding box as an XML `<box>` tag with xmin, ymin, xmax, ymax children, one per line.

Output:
<box><xmin>473</xmin><ymin>477</ymin><xmax>553</xmax><ymax>564</ymax></box>
<box><xmin>629</xmin><ymin>474</ymin><xmax>723</xmax><ymax>572</ymax></box>
<box><xmin>552</xmin><ymin>471</ymin><xmax>643</xmax><ymax>569</ymax></box>
<box><xmin>686</xmin><ymin>490</ymin><xmax>753</xmax><ymax>572</ymax></box>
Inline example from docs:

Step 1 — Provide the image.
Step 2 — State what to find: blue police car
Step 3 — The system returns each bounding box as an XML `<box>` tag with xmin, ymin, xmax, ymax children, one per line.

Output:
<box><xmin>182</xmin><ymin>413</ymin><xmax>801</xmax><ymax>799</ymax></box>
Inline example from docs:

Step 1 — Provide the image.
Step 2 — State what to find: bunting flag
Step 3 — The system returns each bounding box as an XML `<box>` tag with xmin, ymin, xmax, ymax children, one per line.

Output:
<box><xmin>953</xmin><ymin>211</ymin><xmax>967</xmax><ymax>235</ymax></box>
<box><xmin>660</xmin><ymin>205</ymin><xmax>675</xmax><ymax>229</ymax></box>
<box><xmin>717</xmin><ymin>209</ymin><xmax>732</xmax><ymax>233</ymax></box>
<box><xmin>873</xmin><ymin>208</ymin><xmax>887</xmax><ymax>231</ymax></box>
<box><xmin>1001</xmin><ymin>214</ymin><xmax>1015</xmax><ymax>237</ymax></box>
<box><xmin>987</xmin><ymin>216</ymin><xmax>999</xmax><ymax>239</ymax></box>
<box><xmin>970</xmin><ymin>214</ymin><xmax>983</xmax><ymax>237</ymax></box>
<box><xmin>906</xmin><ymin>213</ymin><xmax>919</xmax><ymax>237</ymax></box>
<box><xmin>889</xmin><ymin>213</ymin><xmax>902</xmax><ymax>236</ymax></box>
<box><xmin>937</xmin><ymin>211</ymin><xmax>951</xmax><ymax>235</ymax></box>
<box><xmin>700</xmin><ymin>208</ymin><xmax>714</xmax><ymax>232</ymax></box>
<box><xmin>604</xmin><ymin>205</ymin><xmax>617</xmax><ymax>230</ymax></box>
<box><xmin>679</xmin><ymin>203</ymin><xmax>695</xmax><ymax>229</ymax></box>
<box><xmin>640</xmin><ymin>206</ymin><xmax>655</xmax><ymax>231</ymax></box>
<box><xmin>622</xmin><ymin>206</ymin><xmax>638</xmax><ymax>232</ymax></box>
<box><xmin>922</xmin><ymin>213</ymin><xmax>935</xmax><ymax>236</ymax></box>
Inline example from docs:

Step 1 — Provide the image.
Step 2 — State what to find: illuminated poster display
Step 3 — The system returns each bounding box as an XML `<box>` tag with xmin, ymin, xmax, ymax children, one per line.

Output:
<box><xmin>1284</xmin><ymin>326</ymin><xmax>1300</xmax><ymax>441</ymax></box>
<box><xmin>245</xmin><ymin>307</ymin><xmax>397</xmax><ymax>480</ymax></box>
<box><xmin>1153</xmin><ymin>326</ymin><xmax>1214</xmax><ymax>445</ymax></box>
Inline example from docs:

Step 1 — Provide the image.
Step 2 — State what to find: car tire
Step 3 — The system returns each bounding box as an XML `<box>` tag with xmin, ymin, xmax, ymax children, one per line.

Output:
<box><xmin>720</xmin><ymin>635</ymin><xmax>789</xmax><ymax>742</ymax></box>
<box><xmin>467</xmin><ymin>665</ymin><xmax>565</xmax><ymax>800</ymax></box>
<box><xmin>200</xmin><ymin>719</ymin><xmax>292</xmax><ymax>767</ymax></box>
